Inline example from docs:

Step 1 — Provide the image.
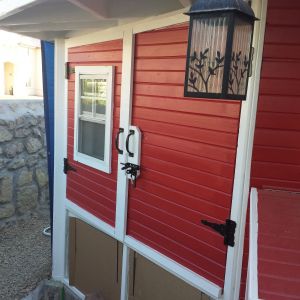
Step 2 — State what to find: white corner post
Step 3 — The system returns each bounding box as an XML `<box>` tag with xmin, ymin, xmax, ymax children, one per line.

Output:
<box><xmin>52</xmin><ymin>38</ymin><xmax>68</xmax><ymax>281</ymax></box>
<box><xmin>120</xmin><ymin>245</ymin><xmax>131</xmax><ymax>300</ymax></box>
<box><xmin>115</xmin><ymin>28</ymin><xmax>135</xmax><ymax>300</ymax></box>
<box><xmin>115</xmin><ymin>28</ymin><xmax>135</xmax><ymax>241</ymax></box>
<box><xmin>246</xmin><ymin>188</ymin><xmax>259</xmax><ymax>300</ymax></box>
<box><xmin>223</xmin><ymin>0</ymin><xmax>268</xmax><ymax>299</ymax></box>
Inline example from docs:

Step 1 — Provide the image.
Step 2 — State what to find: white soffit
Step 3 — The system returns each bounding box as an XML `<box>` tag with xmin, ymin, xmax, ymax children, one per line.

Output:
<box><xmin>0</xmin><ymin>0</ymin><xmax>193</xmax><ymax>40</ymax></box>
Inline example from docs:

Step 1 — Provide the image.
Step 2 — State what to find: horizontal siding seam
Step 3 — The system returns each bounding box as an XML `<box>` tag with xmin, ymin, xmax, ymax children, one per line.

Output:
<box><xmin>68</xmin><ymin>172</ymin><xmax>116</xmax><ymax>194</ymax></box>
<box><xmin>68</xmin><ymin>177</ymin><xmax>116</xmax><ymax>206</ymax></box>
<box><xmin>128</xmin><ymin>217</ymin><xmax>226</xmax><ymax>268</ymax></box>
<box><xmin>135</xmin><ymin>122</ymin><xmax>238</xmax><ymax>144</ymax></box>
<box><xmin>143</xmin><ymin>167</ymin><xmax>232</xmax><ymax>197</ymax></box>
<box><xmin>67</xmin><ymin>186</ymin><xmax>115</xmax><ymax>215</ymax></box>
<box><xmin>130</xmin><ymin>194</ymin><xmax>225</xmax><ymax>227</ymax></box>
<box><xmin>129</xmin><ymin>205</ymin><xmax>226</xmax><ymax>255</ymax></box>
<box><xmin>136</xmin><ymin>41</ymin><xmax>187</xmax><ymax>47</ymax></box>
<box><xmin>129</xmin><ymin>229</ymin><xmax>224</xmax><ymax>284</ymax></box>
<box><xmin>132</xmin><ymin>179</ymin><xmax>231</xmax><ymax>210</ymax></box>
<box><xmin>143</xmin><ymin>155</ymin><xmax>234</xmax><ymax>183</ymax></box>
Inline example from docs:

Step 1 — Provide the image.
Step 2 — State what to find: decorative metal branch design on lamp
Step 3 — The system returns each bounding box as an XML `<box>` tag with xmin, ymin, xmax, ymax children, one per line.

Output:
<box><xmin>184</xmin><ymin>0</ymin><xmax>258</xmax><ymax>100</ymax></box>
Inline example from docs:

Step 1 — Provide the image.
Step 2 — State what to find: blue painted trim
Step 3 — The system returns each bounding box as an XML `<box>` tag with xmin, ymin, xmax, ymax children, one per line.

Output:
<box><xmin>41</xmin><ymin>41</ymin><xmax>55</xmax><ymax>242</ymax></box>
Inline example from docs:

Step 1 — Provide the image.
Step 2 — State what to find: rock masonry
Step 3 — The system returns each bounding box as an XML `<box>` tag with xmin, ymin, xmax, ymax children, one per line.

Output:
<box><xmin>0</xmin><ymin>100</ymin><xmax>49</xmax><ymax>225</ymax></box>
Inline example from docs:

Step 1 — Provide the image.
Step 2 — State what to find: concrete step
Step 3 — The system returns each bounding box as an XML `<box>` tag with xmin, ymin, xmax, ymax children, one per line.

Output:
<box><xmin>22</xmin><ymin>280</ymin><xmax>82</xmax><ymax>300</ymax></box>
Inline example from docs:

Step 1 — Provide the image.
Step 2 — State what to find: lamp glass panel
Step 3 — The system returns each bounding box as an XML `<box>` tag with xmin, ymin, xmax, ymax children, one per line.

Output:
<box><xmin>228</xmin><ymin>17</ymin><xmax>253</xmax><ymax>96</ymax></box>
<box><xmin>187</xmin><ymin>15</ymin><xmax>228</xmax><ymax>94</ymax></box>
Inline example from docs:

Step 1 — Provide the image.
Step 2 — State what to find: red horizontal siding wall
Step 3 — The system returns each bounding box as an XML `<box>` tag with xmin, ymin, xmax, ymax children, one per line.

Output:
<box><xmin>257</xmin><ymin>190</ymin><xmax>300</xmax><ymax>300</ymax></box>
<box><xmin>127</xmin><ymin>25</ymin><xmax>242</xmax><ymax>287</ymax></box>
<box><xmin>251</xmin><ymin>0</ymin><xmax>300</xmax><ymax>192</ymax></box>
<box><xmin>66</xmin><ymin>39</ymin><xmax>123</xmax><ymax>226</ymax></box>
<box><xmin>240</xmin><ymin>1</ymin><xmax>300</xmax><ymax>298</ymax></box>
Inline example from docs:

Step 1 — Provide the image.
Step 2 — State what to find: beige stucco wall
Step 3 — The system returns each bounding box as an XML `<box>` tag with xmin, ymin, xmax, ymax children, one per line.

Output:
<box><xmin>0</xmin><ymin>31</ymin><xmax>43</xmax><ymax>97</ymax></box>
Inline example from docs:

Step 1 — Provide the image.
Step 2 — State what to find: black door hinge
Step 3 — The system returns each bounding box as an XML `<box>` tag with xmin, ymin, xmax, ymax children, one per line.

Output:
<box><xmin>201</xmin><ymin>219</ymin><xmax>236</xmax><ymax>247</ymax></box>
<box><xmin>64</xmin><ymin>158</ymin><xmax>77</xmax><ymax>174</ymax></box>
<box><xmin>65</xmin><ymin>62</ymin><xmax>75</xmax><ymax>79</ymax></box>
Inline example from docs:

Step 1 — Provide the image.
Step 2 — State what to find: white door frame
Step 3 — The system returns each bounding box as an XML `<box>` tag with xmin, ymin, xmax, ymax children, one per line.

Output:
<box><xmin>52</xmin><ymin>2</ymin><xmax>268</xmax><ymax>299</ymax></box>
<box><xmin>52</xmin><ymin>38</ymin><xmax>67</xmax><ymax>281</ymax></box>
<box><xmin>223</xmin><ymin>1</ymin><xmax>268</xmax><ymax>299</ymax></box>
<box><xmin>115</xmin><ymin>28</ymin><xmax>135</xmax><ymax>241</ymax></box>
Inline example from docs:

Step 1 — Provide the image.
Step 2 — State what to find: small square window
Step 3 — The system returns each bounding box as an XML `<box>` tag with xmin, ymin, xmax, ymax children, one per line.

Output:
<box><xmin>74</xmin><ymin>66</ymin><xmax>114</xmax><ymax>173</ymax></box>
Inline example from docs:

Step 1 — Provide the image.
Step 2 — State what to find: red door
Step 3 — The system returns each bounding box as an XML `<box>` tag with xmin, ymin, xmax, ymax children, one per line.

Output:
<box><xmin>66</xmin><ymin>39</ymin><xmax>123</xmax><ymax>226</ymax></box>
<box><xmin>126</xmin><ymin>25</ymin><xmax>242</xmax><ymax>287</ymax></box>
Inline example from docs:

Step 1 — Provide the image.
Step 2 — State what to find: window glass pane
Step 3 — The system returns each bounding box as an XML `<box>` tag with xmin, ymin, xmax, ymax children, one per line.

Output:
<box><xmin>78</xmin><ymin>76</ymin><xmax>107</xmax><ymax>160</ymax></box>
<box><xmin>94</xmin><ymin>79</ymin><xmax>107</xmax><ymax>98</ymax></box>
<box><xmin>78</xmin><ymin>120</ymin><xmax>105</xmax><ymax>160</ymax></box>
<box><xmin>95</xmin><ymin>78</ymin><xmax>107</xmax><ymax>115</ymax></box>
<box><xmin>187</xmin><ymin>15</ymin><xmax>228</xmax><ymax>94</ymax></box>
<box><xmin>81</xmin><ymin>78</ymin><xmax>94</xmax><ymax>96</ymax></box>
<box><xmin>80</xmin><ymin>97</ymin><xmax>93</xmax><ymax>115</ymax></box>
<box><xmin>228</xmin><ymin>17</ymin><xmax>253</xmax><ymax>96</ymax></box>
<box><xmin>75</xmin><ymin>66</ymin><xmax>114</xmax><ymax>173</ymax></box>
<box><xmin>80</xmin><ymin>79</ymin><xmax>93</xmax><ymax>114</ymax></box>
<box><xmin>96</xmin><ymin>99</ymin><xmax>106</xmax><ymax>115</ymax></box>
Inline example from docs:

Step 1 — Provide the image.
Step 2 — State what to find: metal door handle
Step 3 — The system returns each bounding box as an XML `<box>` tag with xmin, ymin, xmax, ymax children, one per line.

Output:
<box><xmin>115</xmin><ymin>128</ymin><xmax>124</xmax><ymax>154</ymax></box>
<box><xmin>126</xmin><ymin>129</ymin><xmax>135</xmax><ymax>157</ymax></box>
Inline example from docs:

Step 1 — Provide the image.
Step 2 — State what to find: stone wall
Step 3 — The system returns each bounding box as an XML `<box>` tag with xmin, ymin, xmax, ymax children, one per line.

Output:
<box><xmin>0</xmin><ymin>100</ymin><xmax>49</xmax><ymax>225</ymax></box>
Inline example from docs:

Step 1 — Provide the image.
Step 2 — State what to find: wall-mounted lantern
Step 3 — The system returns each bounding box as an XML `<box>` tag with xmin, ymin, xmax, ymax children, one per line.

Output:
<box><xmin>184</xmin><ymin>0</ymin><xmax>258</xmax><ymax>100</ymax></box>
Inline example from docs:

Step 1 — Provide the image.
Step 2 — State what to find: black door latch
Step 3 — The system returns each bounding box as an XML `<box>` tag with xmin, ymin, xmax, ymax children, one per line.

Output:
<box><xmin>201</xmin><ymin>219</ymin><xmax>236</xmax><ymax>247</ymax></box>
<box><xmin>121</xmin><ymin>163</ymin><xmax>140</xmax><ymax>188</ymax></box>
<box><xmin>63</xmin><ymin>158</ymin><xmax>77</xmax><ymax>174</ymax></box>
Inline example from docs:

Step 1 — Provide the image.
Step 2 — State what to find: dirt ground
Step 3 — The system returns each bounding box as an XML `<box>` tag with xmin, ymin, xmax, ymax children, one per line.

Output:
<box><xmin>0</xmin><ymin>214</ymin><xmax>51</xmax><ymax>300</ymax></box>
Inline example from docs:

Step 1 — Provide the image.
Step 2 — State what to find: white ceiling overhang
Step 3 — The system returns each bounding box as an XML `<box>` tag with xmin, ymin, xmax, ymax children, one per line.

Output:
<box><xmin>0</xmin><ymin>0</ymin><xmax>193</xmax><ymax>40</ymax></box>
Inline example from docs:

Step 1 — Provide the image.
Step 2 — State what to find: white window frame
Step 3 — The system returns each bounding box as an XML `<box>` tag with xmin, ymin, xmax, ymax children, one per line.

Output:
<box><xmin>73</xmin><ymin>66</ymin><xmax>114</xmax><ymax>173</ymax></box>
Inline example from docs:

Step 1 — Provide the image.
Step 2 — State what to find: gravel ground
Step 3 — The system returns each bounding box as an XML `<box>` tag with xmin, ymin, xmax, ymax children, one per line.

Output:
<box><xmin>0</xmin><ymin>214</ymin><xmax>51</xmax><ymax>300</ymax></box>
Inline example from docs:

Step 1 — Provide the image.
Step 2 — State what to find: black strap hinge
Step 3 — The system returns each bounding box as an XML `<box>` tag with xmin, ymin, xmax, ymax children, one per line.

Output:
<box><xmin>65</xmin><ymin>62</ymin><xmax>75</xmax><ymax>79</ymax></box>
<box><xmin>64</xmin><ymin>158</ymin><xmax>77</xmax><ymax>174</ymax></box>
<box><xmin>201</xmin><ymin>219</ymin><xmax>236</xmax><ymax>247</ymax></box>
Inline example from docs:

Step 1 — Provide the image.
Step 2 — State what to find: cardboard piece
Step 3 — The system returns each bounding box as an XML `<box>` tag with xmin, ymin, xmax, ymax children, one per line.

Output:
<box><xmin>68</xmin><ymin>218</ymin><xmax>76</xmax><ymax>284</ymax></box>
<box><xmin>68</xmin><ymin>218</ymin><xmax>122</xmax><ymax>300</ymax></box>
<box><xmin>129</xmin><ymin>252</ymin><xmax>211</xmax><ymax>300</ymax></box>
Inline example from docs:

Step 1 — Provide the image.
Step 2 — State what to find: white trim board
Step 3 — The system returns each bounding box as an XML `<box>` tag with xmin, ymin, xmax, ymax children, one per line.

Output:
<box><xmin>115</xmin><ymin>28</ymin><xmax>135</xmax><ymax>242</ymax></box>
<box><xmin>73</xmin><ymin>65</ymin><xmax>115</xmax><ymax>174</ymax></box>
<box><xmin>63</xmin><ymin>279</ymin><xmax>85</xmax><ymax>300</ymax></box>
<box><xmin>0</xmin><ymin>0</ymin><xmax>41</xmax><ymax>20</ymax></box>
<box><xmin>66</xmin><ymin>9</ymin><xmax>188</xmax><ymax>49</ymax></box>
<box><xmin>52</xmin><ymin>38</ymin><xmax>68</xmax><ymax>281</ymax></box>
<box><xmin>246</xmin><ymin>188</ymin><xmax>259</xmax><ymax>300</ymax></box>
<box><xmin>223</xmin><ymin>1</ymin><xmax>268</xmax><ymax>299</ymax></box>
<box><xmin>120</xmin><ymin>245</ymin><xmax>131</xmax><ymax>300</ymax></box>
<box><xmin>132</xmin><ymin>9</ymin><xmax>188</xmax><ymax>34</ymax></box>
<box><xmin>124</xmin><ymin>236</ymin><xmax>222</xmax><ymax>299</ymax></box>
<box><xmin>65</xmin><ymin>199</ymin><xmax>115</xmax><ymax>239</ymax></box>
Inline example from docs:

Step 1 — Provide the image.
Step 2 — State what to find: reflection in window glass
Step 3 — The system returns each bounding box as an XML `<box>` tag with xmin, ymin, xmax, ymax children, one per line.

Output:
<box><xmin>95</xmin><ymin>79</ymin><xmax>107</xmax><ymax>97</ymax></box>
<box><xmin>78</xmin><ymin>75</ymin><xmax>108</xmax><ymax>160</ymax></box>
<box><xmin>78</xmin><ymin>120</ymin><xmax>105</xmax><ymax>160</ymax></box>
<box><xmin>96</xmin><ymin>99</ymin><xmax>106</xmax><ymax>115</ymax></box>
